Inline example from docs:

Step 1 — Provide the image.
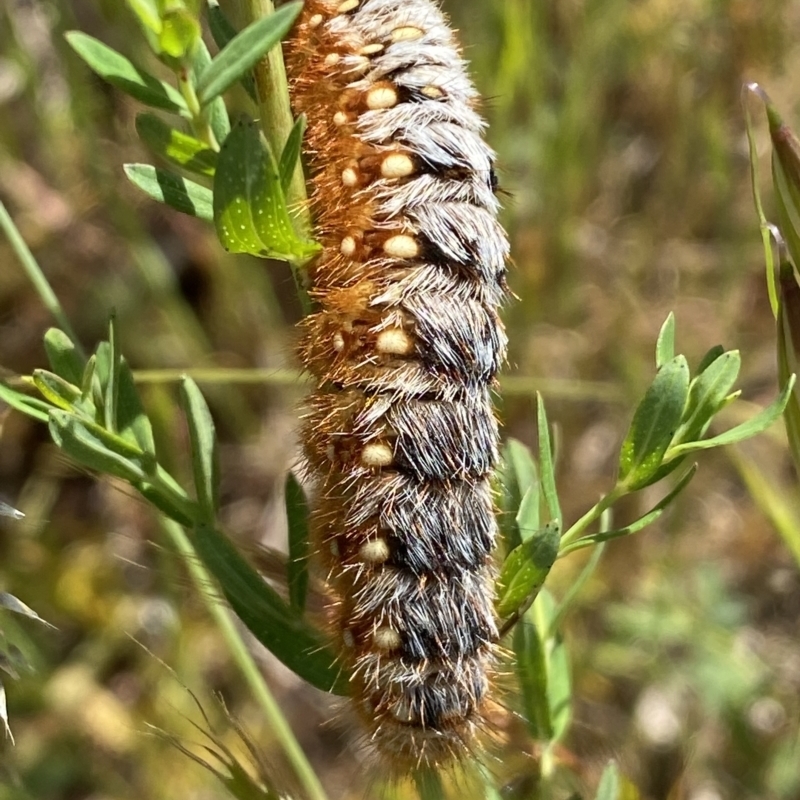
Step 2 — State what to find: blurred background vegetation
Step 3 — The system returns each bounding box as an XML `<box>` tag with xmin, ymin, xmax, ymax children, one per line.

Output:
<box><xmin>1</xmin><ymin>0</ymin><xmax>799</xmax><ymax>798</ymax></box>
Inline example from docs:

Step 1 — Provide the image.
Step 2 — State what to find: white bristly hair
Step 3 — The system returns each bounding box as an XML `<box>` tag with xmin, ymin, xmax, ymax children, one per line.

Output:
<box><xmin>290</xmin><ymin>0</ymin><xmax>509</xmax><ymax>771</ymax></box>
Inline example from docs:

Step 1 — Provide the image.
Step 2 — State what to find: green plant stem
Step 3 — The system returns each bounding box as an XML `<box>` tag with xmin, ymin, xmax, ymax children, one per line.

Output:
<box><xmin>245</xmin><ymin>0</ymin><xmax>313</xmax><ymax>310</ymax></box>
<box><xmin>559</xmin><ymin>486</ymin><xmax>623</xmax><ymax>549</ymax></box>
<box><xmin>161</xmin><ymin>517</ymin><xmax>329</xmax><ymax>800</ymax></box>
<box><xmin>176</xmin><ymin>67</ymin><xmax>219</xmax><ymax>150</ymax></box>
<box><xmin>247</xmin><ymin>0</ymin><xmax>306</xmax><ymax>215</ymax></box>
<box><xmin>0</xmin><ymin>200</ymin><xmax>87</xmax><ymax>361</ymax></box>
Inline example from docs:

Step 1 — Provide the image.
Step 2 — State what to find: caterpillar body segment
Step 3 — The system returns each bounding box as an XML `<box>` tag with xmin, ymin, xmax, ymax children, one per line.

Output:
<box><xmin>288</xmin><ymin>0</ymin><xmax>508</xmax><ymax>768</ymax></box>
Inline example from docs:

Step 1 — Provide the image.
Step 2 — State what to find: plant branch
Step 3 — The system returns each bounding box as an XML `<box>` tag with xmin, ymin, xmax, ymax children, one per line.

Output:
<box><xmin>0</xmin><ymin>201</ymin><xmax>87</xmax><ymax>361</ymax></box>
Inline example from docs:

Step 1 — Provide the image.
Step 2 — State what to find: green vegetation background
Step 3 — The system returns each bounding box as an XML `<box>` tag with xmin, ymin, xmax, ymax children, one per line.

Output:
<box><xmin>1</xmin><ymin>0</ymin><xmax>799</xmax><ymax>798</ymax></box>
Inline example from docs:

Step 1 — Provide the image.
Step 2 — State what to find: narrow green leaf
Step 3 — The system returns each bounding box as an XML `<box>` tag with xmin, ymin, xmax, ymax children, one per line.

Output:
<box><xmin>93</xmin><ymin>342</ymin><xmax>112</xmax><ymax>411</ymax></box>
<box><xmin>48</xmin><ymin>410</ymin><xmax>153</xmax><ymax>482</ymax></box>
<box><xmin>515</xmin><ymin>486</ymin><xmax>540</xmax><ymax>542</ymax></box>
<box><xmin>285</xmin><ymin>473</ymin><xmax>310</xmax><ymax>613</ymax></box>
<box><xmin>560</xmin><ymin>465</ymin><xmax>697</xmax><ymax>557</ymax></box>
<box><xmin>195</xmin><ymin>2</ymin><xmax>303</xmax><ymax>106</ymax></box>
<box><xmin>666</xmin><ymin>375</ymin><xmax>795</xmax><ymax>457</ymax></box>
<box><xmin>135</xmin><ymin>113</ymin><xmax>218</xmax><ymax>176</ymax></box>
<box><xmin>595</xmin><ymin>762</ymin><xmax>621</xmax><ymax>800</ymax></box>
<box><xmin>618</xmin><ymin>356</ymin><xmax>689</xmax><ymax>490</ymax></box>
<box><xmin>696</xmin><ymin>344</ymin><xmax>725</xmax><ymax>375</ymax></box>
<box><xmin>213</xmin><ymin>120</ymin><xmax>318</xmax><ymax>261</ymax></box>
<box><xmin>513</xmin><ymin>620</ymin><xmax>552</xmax><ymax>740</ymax></box>
<box><xmin>136</xmin><ymin>480</ymin><xmax>196</xmax><ymax>528</ymax></box>
<box><xmin>32</xmin><ymin>370</ymin><xmax>81</xmax><ymax>411</ymax></box>
<box><xmin>105</xmin><ymin>316</ymin><xmax>121</xmax><ymax>433</ymax></box>
<box><xmin>675</xmin><ymin>350</ymin><xmax>741</xmax><ymax>444</ymax></box>
<box><xmin>125</xmin><ymin>0</ymin><xmax>161</xmax><ymax>34</ymax></box>
<box><xmin>80</xmin><ymin>355</ymin><xmax>97</xmax><ymax>405</ymax></box>
<box><xmin>117</xmin><ymin>356</ymin><xmax>156</xmax><ymax>456</ymax></box>
<box><xmin>279</xmin><ymin>115</ymin><xmax>305</xmax><ymax>196</ymax></box>
<box><xmin>193</xmin><ymin>523</ymin><xmax>346</xmax><ymax>694</ymax></box>
<box><xmin>537</xmin><ymin>393</ymin><xmax>561</xmax><ymax>524</ymax></box>
<box><xmin>533</xmin><ymin>589</ymin><xmax>572</xmax><ymax>744</ymax></box>
<box><xmin>190</xmin><ymin>40</ymin><xmax>230</xmax><ymax>145</ymax></box>
<box><xmin>0</xmin><ymin>382</ymin><xmax>51</xmax><ymax>423</ymax></box>
<box><xmin>207</xmin><ymin>6</ymin><xmax>258</xmax><ymax>102</ymax></box>
<box><xmin>64</xmin><ymin>31</ymin><xmax>187</xmax><ymax>113</ymax></box>
<box><xmin>180</xmin><ymin>378</ymin><xmax>220</xmax><ymax>523</ymax></box>
<box><xmin>124</xmin><ymin>164</ymin><xmax>214</xmax><ymax>221</ymax></box>
<box><xmin>497</xmin><ymin>438</ymin><xmax>539</xmax><ymax>550</ymax></box>
<box><xmin>43</xmin><ymin>328</ymin><xmax>84</xmax><ymax>385</ymax></box>
<box><xmin>655</xmin><ymin>313</ymin><xmax>675</xmax><ymax>368</ymax></box>
<box><xmin>496</xmin><ymin>521</ymin><xmax>560</xmax><ymax>619</ymax></box>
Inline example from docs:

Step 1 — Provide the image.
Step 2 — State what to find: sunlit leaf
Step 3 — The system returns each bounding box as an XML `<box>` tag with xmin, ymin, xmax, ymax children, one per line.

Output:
<box><xmin>32</xmin><ymin>370</ymin><xmax>81</xmax><ymax>411</ymax></box>
<box><xmin>655</xmin><ymin>313</ymin><xmax>675</xmax><ymax>368</ymax></box>
<box><xmin>207</xmin><ymin>5</ymin><xmax>258</xmax><ymax>101</ymax></box>
<box><xmin>667</xmin><ymin>376</ymin><xmax>795</xmax><ymax>457</ymax></box>
<box><xmin>195</xmin><ymin>2</ymin><xmax>303</xmax><ymax>106</ymax></box>
<box><xmin>124</xmin><ymin>163</ymin><xmax>214</xmax><ymax>220</ymax></box>
<box><xmin>48</xmin><ymin>411</ymin><xmax>155</xmax><ymax>483</ymax></box>
<box><xmin>135</xmin><ymin>114</ymin><xmax>218</xmax><ymax>176</ymax></box>
<box><xmin>0</xmin><ymin>381</ymin><xmax>51</xmax><ymax>423</ymax></box>
<box><xmin>117</xmin><ymin>356</ymin><xmax>156</xmax><ymax>456</ymax></box>
<box><xmin>158</xmin><ymin>8</ymin><xmax>201</xmax><ymax>60</ymax></box>
<box><xmin>126</xmin><ymin>0</ymin><xmax>161</xmax><ymax>33</ymax></box>
<box><xmin>696</xmin><ymin>344</ymin><xmax>725</xmax><ymax>375</ymax></box>
<box><xmin>65</xmin><ymin>31</ymin><xmax>187</xmax><ymax>113</ymax></box>
<box><xmin>180</xmin><ymin>378</ymin><xmax>219</xmax><ymax>524</ymax></box>
<box><xmin>213</xmin><ymin>120</ymin><xmax>319</xmax><ymax>262</ymax></box>
<box><xmin>496</xmin><ymin>521</ymin><xmax>560</xmax><ymax>619</ymax></box>
<box><xmin>497</xmin><ymin>438</ymin><xmax>539</xmax><ymax>550</ymax></box>
<box><xmin>675</xmin><ymin>350</ymin><xmax>740</xmax><ymax>444</ymax></box>
<box><xmin>537</xmin><ymin>393</ymin><xmax>561</xmax><ymax>524</ymax></box>
<box><xmin>43</xmin><ymin>328</ymin><xmax>84</xmax><ymax>386</ymax></box>
<box><xmin>618</xmin><ymin>356</ymin><xmax>689</xmax><ymax>490</ymax></box>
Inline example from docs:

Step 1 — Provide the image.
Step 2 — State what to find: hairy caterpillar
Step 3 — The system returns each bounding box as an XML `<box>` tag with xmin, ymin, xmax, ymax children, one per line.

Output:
<box><xmin>288</xmin><ymin>0</ymin><xmax>508</xmax><ymax>768</ymax></box>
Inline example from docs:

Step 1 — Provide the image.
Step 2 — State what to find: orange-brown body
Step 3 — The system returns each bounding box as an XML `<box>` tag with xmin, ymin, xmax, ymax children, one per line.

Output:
<box><xmin>288</xmin><ymin>0</ymin><xmax>508</xmax><ymax>768</ymax></box>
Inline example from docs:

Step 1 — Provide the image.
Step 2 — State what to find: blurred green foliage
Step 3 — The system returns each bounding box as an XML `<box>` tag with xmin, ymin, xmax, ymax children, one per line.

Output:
<box><xmin>1</xmin><ymin>1</ymin><xmax>800</xmax><ymax>799</ymax></box>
